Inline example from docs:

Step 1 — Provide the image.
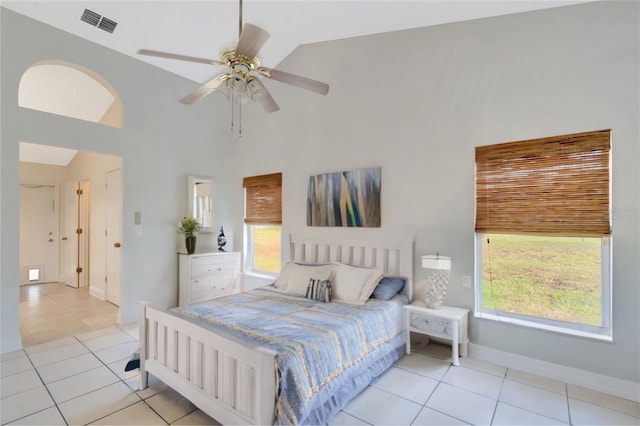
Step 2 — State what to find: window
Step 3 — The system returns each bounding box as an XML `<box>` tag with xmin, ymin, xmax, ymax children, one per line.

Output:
<box><xmin>474</xmin><ymin>130</ymin><xmax>612</xmax><ymax>339</ymax></box>
<box><xmin>243</xmin><ymin>173</ymin><xmax>282</xmax><ymax>275</ymax></box>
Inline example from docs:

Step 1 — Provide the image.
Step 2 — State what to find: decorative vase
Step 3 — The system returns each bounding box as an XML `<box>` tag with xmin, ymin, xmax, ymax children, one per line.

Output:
<box><xmin>185</xmin><ymin>235</ymin><xmax>196</xmax><ymax>254</ymax></box>
<box><xmin>217</xmin><ymin>226</ymin><xmax>227</xmax><ymax>252</ymax></box>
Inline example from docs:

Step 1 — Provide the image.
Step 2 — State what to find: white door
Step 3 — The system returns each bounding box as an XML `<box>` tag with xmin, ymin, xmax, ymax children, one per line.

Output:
<box><xmin>106</xmin><ymin>169</ymin><xmax>122</xmax><ymax>306</ymax></box>
<box><xmin>60</xmin><ymin>181</ymin><xmax>79</xmax><ymax>287</ymax></box>
<box><xmin>19</xmin><ymin>183</ymin><xmax>57</xmax><ymax>285</ymax></box>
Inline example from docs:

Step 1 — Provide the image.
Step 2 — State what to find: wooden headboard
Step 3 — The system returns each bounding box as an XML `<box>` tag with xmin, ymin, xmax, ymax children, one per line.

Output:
<box><xmin>287</xmin><ymin>234</ymin><xmax>414</xmax><ymax>301</ymax></box>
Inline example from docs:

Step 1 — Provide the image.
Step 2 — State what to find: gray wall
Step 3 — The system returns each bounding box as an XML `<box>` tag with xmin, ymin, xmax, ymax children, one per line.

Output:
<box><xmin>234</xmin><ymin>1</ymin><xmax>640</xmax><ymax>383</ymax></box>
<box><xmin>1</xmin><ymin>8</ymin><xmax>238</xmax><ymax>352</ymax></box>
<box><xmin>1</xmin><ymin>1</ymin><xmax>638</xmax><ymax>386</ymax></box>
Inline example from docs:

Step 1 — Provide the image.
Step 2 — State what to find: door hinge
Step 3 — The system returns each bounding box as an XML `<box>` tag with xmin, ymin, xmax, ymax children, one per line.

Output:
<box><xmin>76</xmin><ymin>188</ymin><xmax>83</xmax><ymax>195</ymax></box>
<box><xmin>105</xmin><ymin>276</ymin><xmax>108</xmax><ymax>283</ymax></box>
<box><xmin>76</xmin><ymin>228</ymin><xmax>83</xmax><ymax>234</ymax></box>
<box><xmin>76</xmin><ymin>267</ymin><xmax>83</xmax><ymax>273</ymax></box>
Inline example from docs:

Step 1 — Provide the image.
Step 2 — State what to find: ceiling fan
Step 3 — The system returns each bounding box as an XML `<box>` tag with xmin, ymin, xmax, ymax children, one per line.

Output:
<box><xmin>137</xmin><ymin>0</ymin><xmax>329</xmax><ymax>135</ymax></box>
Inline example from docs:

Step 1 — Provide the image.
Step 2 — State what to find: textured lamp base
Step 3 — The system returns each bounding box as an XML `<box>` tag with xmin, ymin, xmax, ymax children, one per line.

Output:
<box><xmin>424</xmin><ymin>269</ymin><xmax>450</xmax><ymax>309</ymax></box>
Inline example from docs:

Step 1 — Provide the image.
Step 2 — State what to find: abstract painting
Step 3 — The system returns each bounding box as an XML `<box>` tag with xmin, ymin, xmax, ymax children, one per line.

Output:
<box><xmin>307</xmin><ymin>167</ymin><xmax>381</xmax><ymax>227</ymax></box>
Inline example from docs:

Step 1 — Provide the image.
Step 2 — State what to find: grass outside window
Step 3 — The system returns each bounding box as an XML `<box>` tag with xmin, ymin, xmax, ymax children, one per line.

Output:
<box><xmin>249</xmin><ymin>225</ymin><xmax>281</xmax><ymax>274</ymax></box>
<box><xmin>481</xmin><ymin>234</ymin><xmax>602</xmax><ymax>326</ymax></box>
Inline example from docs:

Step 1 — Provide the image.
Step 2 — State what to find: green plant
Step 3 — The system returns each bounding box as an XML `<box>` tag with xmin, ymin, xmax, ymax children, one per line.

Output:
<box><xmin>178</xmin><ymin>217</ymin><xmax>200</xmax><ymax>236</ymax></box>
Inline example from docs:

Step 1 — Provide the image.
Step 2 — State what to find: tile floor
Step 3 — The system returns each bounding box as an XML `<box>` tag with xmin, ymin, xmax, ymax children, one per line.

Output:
<box><xmin>19</xmin><ymin>283</ymin><xmax>119</xmax><ymax>345</ymax></box>
<box><xmin>2</xmin><ymin>283</ymin><xmax>639</xmax><ymax>425</ymax></box>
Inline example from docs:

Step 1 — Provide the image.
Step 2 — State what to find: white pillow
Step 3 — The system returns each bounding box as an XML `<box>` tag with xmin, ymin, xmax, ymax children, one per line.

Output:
<box><xmin>332</xmin><ymin>263</ymin><xmax>384</xmax><ymax>305</ymax></box>
<box><xmin>273</xmin><ymin>262</ymin><xmax>294</xmax><ymax>290</ymax></box>
<box><xmin>277</xmin><ymin>263</ymin><xmax>336</xmax><ymax>296</ymax></box>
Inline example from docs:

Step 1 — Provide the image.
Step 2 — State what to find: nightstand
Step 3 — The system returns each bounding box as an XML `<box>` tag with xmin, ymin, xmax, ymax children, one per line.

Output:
<box><xmin>404</xmin><ymin>301</ymin><xmax>469</xmax><ymax>366</ymax></box>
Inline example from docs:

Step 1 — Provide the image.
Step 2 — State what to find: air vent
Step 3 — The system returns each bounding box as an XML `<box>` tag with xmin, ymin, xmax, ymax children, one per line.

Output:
<box><xmin>80</xmin><ymin>9</ymin><xmax>101</xmax><ymax>26</ymax></box>
<box><xmin>98</xmin><ymin>17</ymin><xmax>118</xmax><ymax>34</ymax></box>
<box><xmin>80</xmin><ymin>9</ymin><xmax>118</xmax><ymax>34</ymax></box>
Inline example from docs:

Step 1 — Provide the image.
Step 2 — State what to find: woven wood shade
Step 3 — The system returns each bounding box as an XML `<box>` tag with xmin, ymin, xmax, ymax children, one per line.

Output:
<box><xmin>475</xmin><ymin>129</ymin><xmax>611</xmax><ymax>236</ymax></box>
<box><xmin>243</xmin><ymin>173</ymin><xmax>282</xmax><ymax>225</ymax></box>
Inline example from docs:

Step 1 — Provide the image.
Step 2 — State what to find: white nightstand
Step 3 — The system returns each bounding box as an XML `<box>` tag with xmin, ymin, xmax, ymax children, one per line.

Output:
<box><xmin>404</xmin><ymin>301</ymin><xmax>469</xmax><ymax>366</ymax></box>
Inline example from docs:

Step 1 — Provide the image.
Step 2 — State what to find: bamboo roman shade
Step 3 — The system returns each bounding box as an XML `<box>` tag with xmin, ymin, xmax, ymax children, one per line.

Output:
<box><xmin>475</xmin><ymin>129</ymin><xmax>611</xmax><ymax>236</ymax></box>
<box><xmin>243</xmin><ymin>172</ymin><xmax>282</xmax><ymax>225</ymax></box>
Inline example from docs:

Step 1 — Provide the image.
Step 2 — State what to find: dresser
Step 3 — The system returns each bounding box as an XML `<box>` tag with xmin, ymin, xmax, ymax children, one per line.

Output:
<box><xmin>178</xmin><ymin>252</ymin><xmax>241</xmax><ymax>307</ymax></box>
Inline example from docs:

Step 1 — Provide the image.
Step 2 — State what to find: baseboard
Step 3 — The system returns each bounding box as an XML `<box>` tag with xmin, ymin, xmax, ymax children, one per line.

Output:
<box><xmin>469</xmin><ymin>343</ymin><xmax>640</xmax><ymax>403</ymax></box>
<box><xmin>89</xmin><ymin>286</ymin><xmax>106</xmax><ymax>300</ymax></box>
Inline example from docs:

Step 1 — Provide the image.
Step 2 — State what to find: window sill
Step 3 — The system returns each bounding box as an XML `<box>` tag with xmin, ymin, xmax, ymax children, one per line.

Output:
<box><xmin>475</xmin><ymin>311</ymin><xmax>612</xmax><ymax>342</ymax></box>
<box><xmin>243</xmin><ymin>270</ymin><xmax>277</xmax><ymax>281</ymax></box>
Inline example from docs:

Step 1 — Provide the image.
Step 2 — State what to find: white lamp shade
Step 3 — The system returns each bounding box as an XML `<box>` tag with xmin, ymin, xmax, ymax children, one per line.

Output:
<box><xmin>421</xmin><ymin>255</ymin><xmax>451</xmax><ymax>270</ymax></box>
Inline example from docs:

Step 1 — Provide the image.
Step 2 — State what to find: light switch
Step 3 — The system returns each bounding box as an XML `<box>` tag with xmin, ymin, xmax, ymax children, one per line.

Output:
<box><xmin>134</xmin><ymin>211</ymin><xmax>142</xmax><ymax>225</ymax></box>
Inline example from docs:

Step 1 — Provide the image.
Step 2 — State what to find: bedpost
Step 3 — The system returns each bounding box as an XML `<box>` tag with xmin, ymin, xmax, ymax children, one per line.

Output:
<box><xmin>139</xmin><ymin>301</ymin><xmax>151</xmax><ymax>390</ymax></box>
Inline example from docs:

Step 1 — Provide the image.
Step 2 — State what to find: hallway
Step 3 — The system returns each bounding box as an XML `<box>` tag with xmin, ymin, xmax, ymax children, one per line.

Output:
<box><xmin>20</xmin><ymin>282</ymin><xmax>119</xmax><ymax>346</ymax></box>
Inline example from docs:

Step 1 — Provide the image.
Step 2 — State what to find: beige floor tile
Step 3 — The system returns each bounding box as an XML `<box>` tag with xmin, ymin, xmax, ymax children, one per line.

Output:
<box><xmin>9</xmin><ymin>406</ymin><xmax>67</xmax><ymax>425</ymax></box>
<box><xmin>0</xmin><ymin>368</ymin><xmax>42</xmax><ymax>398</ymax></box>
<box><xmin>24</xmin><ymin>336</ymin><xmax>77</xmax><ymax>353</ymax></box>
<box><xmin>1</xmin><ymin>354</ymin><xmax>34</xmax><ymax>378</ymax></box>
<box><xmin>28</xmin><ymin>341</ymin><xmax>89</xmax><ymax>367</ymax></box>
<box><xmin>37</xmin><ymin>352</ymin><xmax>103</xmax><ymax>384</ymax></box>
<box><xmin>47</xmin><ymin>365</ymin><xmax>120</xmax><ymax>404</ymax></box>
<box><xmin>567</xmin><ymin>384</ymin><xmax>640</xmax><ymax>417</ymax></box>
<box><xmin>0</xmin><ymin>385</ymin><xmax>55</xmax><ymax>424</ymax></box>
<box><xmin>57</xmin><ymin>381</ymin><xmax>141</xmax><ymax>425</ymax></box>
<box><xmin>19</xmin><ymin>282</ymin><xmax>117</xmax><ymax>344</ymax></box>
<box><xmin>172</xmin><ymin>409</ymin><xmax>221</xmax><ymax>425</ymax></box>
<box><xmin>90</xmin><ymin>400</ymin><xmax>167</xmax><ymax>425</ymax></box>
<box><xmin>146</xmin><ymin>387</ymin><xmax>198</xmax><ymax>424</ymax></box>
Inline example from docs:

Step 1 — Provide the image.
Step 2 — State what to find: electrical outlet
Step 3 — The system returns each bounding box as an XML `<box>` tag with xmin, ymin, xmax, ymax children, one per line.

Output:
<box><xmin>462</xmin><ymin>275</ymin><xmax>472</xmax><ymax>289</ymax></box>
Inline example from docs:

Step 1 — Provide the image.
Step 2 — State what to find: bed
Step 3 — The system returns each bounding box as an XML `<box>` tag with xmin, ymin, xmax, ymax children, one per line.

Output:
<box><xmin>138</xmin><ymin>235</ymin><xmax>413</xmax><ymax>425</ymax></box>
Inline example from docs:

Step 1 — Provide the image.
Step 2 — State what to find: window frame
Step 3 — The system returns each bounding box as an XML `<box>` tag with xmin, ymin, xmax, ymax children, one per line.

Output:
<box><xmin>242</xmin><ymin>172</ymin><xmax>282</xmax><ymax>278</ymax></box>
<box><xmin>243</xmin><ymin>223</ymin><xmax>281</xmax><ymax>278</ymax></box>
<box><xmin>474</xmin><ymin>234</ymin><xmax>612</xmax><ymax>341</ymax></box>
<box><xmin>473</xmin><ymin>130</ymin><xmax>612</xmax><ymax>341</ymax></box>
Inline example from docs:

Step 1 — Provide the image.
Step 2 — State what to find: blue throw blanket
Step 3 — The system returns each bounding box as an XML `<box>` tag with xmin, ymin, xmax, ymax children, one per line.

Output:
<box><xmin>172</xmin><ymin>287</ymin><xmax>406</xmax><ymax>425</ymax></box>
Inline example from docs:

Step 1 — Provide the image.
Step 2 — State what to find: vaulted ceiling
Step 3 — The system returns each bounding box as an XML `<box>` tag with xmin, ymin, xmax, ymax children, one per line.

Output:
<box><xmin>3</xmin><ymin>1</ymin><xmax>591</xmax><ymax>84</ymax></box>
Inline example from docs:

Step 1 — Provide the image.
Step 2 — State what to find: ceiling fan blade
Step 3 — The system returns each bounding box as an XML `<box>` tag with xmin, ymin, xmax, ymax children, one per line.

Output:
<box><xmin>180</xmin><ymin>74</ymin><xmax>229</xmax><ymax>104</ymax></box>
<box><xmin>248</xmin><ymin>78</ymin><xmax>280</xmax><ymax>113</ymax></box>
<box><xmin>235</xmin><ymin>23</ymin><xmax>270</xmax><ymax>61</ymax></box>
<box><xmin>138</xmin><ymin>49</ymin><xmax>227</xmax><ymax>67</ymax></box>
<box><xmin>261</xmin><ymin>68</ymin><xmax>329</xmax><ymax>95</ymax></box>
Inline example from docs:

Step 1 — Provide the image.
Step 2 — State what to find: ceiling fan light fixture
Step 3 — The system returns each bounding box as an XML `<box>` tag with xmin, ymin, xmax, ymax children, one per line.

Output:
<box><xmin>247</xmin><ymin>79</ymin><xmax>266</xmax><ymax>101</ymax></box>
<box><xmin>136</xmin><ymin>0</ymin><xmax>327</xmax><ymax>136</ymax></box>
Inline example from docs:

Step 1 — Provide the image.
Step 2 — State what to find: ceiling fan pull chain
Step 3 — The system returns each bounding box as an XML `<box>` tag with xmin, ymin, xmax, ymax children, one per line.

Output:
<box><xmin>230</xmin><ymin>89</ymin><xmax>235</xmax><ymax>133</ymax></box>
<box><xmin>239</xmin><ymin>100</ymin><xmax>243</xmax><ymax>138</ymax></box>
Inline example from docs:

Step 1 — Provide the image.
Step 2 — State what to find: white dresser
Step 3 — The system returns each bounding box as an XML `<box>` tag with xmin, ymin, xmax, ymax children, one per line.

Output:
<box><xmin>178</xmin><ymin>252</ymin><xmax>241</xmax><ymax>307</ymax></box>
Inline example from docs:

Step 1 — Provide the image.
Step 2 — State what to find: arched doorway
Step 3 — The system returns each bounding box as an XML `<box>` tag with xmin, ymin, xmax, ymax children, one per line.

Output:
<box><xmin>18</xmin><ymin>61</ymin><xmax>124</xmax><ymax>344</ymax></box>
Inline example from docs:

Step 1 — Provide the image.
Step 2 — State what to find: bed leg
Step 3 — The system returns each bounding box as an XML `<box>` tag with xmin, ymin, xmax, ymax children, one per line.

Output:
<box><xmin>139</xmin><ymin>301</ymin><xmax>151</xmax><ymax>390</ymax></box>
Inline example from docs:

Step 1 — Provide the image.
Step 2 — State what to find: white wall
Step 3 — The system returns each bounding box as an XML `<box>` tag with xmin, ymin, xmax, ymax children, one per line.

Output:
<box><xmin>234</xmin><ymin>1</ymin><xmax>639</xmax><ymax>384</ymax></box>
<box><xmin>1</xmin><ymin>8</ymin><xmax>238</xmax><ymax>352</ymax></box>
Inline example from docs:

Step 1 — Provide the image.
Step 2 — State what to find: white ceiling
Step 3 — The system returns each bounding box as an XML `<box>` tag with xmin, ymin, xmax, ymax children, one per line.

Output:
<box><xmin>20</xmin><ymin>142</ymin><xmax>79</xmax><ymax>167</ymax></box>
<box><xmin>3</xmin><ymin>0</ymin><xmax>591</xmax><ymax>84</ymax></box>
<box><xmin>7</xmin><ymin>0</ymin><xmax>591</xmax><ymax>166</ymax></box>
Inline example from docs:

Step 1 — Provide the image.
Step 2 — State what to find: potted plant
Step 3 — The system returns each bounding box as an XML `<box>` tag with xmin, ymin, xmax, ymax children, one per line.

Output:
<box><xmin>179</xmin><ymin>217</ymin><xmax>200</xmax><ymax>254</ymax></box>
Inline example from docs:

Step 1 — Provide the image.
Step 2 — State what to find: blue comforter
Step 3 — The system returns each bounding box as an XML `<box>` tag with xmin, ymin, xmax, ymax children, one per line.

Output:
<box><xmin>172</xmin><ymin>286</ymin><xmax>406</xmax><ymax>425</ymax></box>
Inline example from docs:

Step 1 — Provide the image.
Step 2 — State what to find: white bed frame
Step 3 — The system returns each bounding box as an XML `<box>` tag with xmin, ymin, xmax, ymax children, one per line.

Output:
<box><xmin>139</xmin><ymin>235</ymin><xmax>413</xmax><ymax>425</ymax></box>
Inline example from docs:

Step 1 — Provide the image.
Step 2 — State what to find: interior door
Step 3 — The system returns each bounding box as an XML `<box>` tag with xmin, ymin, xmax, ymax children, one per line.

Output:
<box><xmin>60</xmin><ymin>181</ymin><xmax>79</xmax><ymax>287</ymax></box>
<box><xmin>106</xmin><ymin>169</ymin><xmax>122</xmax><ymax>306</ymax></box>
<box><xmin>19</xmin><ymin>183</ymin><xmax>57</xmax><ymax>285</ymax></box>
